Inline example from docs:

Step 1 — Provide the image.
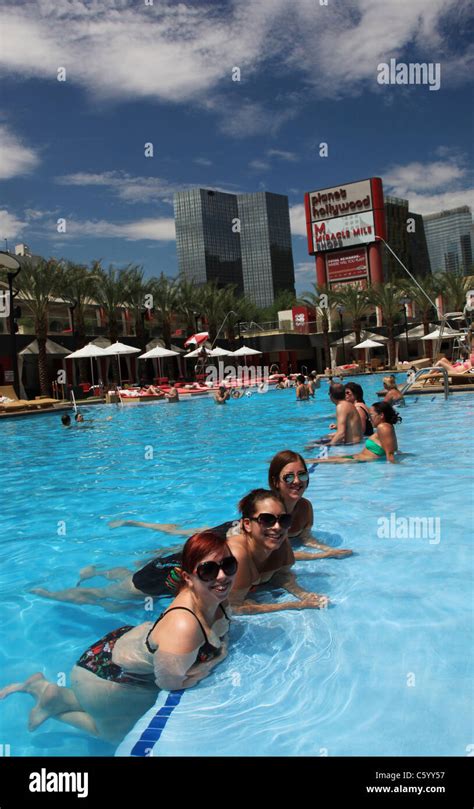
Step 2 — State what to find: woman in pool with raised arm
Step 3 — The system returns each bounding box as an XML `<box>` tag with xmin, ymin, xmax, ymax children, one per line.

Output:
<box><xmin>2</xmin><ymin>531</ymin><xmax>235</xmax><ymax>744</ymax></box>
<box><xmin>306</xmin><ymin>402</ymin><xmax>401</xmax><ymax>465</ymax></box>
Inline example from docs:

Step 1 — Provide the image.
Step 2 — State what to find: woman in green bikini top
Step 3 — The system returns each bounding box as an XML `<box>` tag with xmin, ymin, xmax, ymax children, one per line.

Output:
<box><xmin>306</xmin><ymin>402</ymin><xmax>401</xmax><ymax>465</ymax></box>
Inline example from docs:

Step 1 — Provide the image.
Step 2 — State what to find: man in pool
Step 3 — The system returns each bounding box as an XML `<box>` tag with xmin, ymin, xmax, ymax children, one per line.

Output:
<box><xmin>307</xmin><ymin>383</ymin><xmax>362</xmax><ymax>448</ymax></box>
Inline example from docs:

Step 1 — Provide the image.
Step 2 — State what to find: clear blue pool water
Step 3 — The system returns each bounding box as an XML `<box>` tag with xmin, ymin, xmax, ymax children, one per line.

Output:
<box><xmin>0</xmin><ymin>375</ymin><xmax>472</xmax><ymax>757</ymax></box>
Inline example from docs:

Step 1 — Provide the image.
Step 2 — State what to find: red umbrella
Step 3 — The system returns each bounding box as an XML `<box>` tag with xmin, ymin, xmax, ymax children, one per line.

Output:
<box><xmin>184</xmin><ymin>332</ymin><xmax>209</xmax><ymax>348</ymax></box>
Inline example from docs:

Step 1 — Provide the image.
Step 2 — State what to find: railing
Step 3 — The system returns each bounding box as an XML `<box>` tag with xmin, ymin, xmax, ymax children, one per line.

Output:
<box><xmin>401</xmin><ymin>366</ymin><xmax>450</xmax><ymax>400</ymax></box>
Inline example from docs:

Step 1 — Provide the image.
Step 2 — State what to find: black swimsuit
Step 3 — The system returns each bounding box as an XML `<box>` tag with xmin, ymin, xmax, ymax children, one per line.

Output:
<box><xmin>132</xmin><ymin>521</ymin><xmax>238</xmax><ymax>596</ymax></box>
<box><xmin>145</xmin><ymin>604</ymin><xmax>229</xmax><ymax>663</ymax></box>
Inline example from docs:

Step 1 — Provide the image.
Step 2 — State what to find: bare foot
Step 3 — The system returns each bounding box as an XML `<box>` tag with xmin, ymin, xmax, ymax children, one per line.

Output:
<box><xmin>0</xmin><ymin>672</ymin><xmax>46</xmax><ymax>700</ymax></box>
<box><xmin>30</xmin><ymin>587</ymin><xmax>54</xmax><ymax>599</ymax></box>
<box><xmin>77</xmin><ymin>565</ymin><xmax>99</xmax><ymax>583</ymax></box>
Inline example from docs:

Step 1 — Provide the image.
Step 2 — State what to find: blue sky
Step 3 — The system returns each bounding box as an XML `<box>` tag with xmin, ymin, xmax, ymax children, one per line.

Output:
<box><xmin>0</xmin><ymin>0</ymin><xmax>473</xmax><ymax>293</ymax></box>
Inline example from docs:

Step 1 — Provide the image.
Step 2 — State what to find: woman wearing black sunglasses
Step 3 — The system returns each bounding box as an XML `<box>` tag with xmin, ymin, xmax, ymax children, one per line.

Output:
<box><xmin>226</xmin><ymin>489</ymin><xmax>328</xmax><ymax>614</ymax></box>
<box><xmin>1</xmin><ymin>531</ymin><xmax>236</xmax><ymax>744</ymax></box>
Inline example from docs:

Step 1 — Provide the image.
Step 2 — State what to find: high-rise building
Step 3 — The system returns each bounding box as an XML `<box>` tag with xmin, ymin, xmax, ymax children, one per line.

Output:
<box><xmin>383</xmin><ymin>195</ymin><xmax>431</xmax><ymax>279</ymax></box>
<box><xmin>238</xmin><ymin>192</ymin><xmax>295</xmax><ymax>308</ymax></box>
<box><xmin>423</xmin><ymin>206</ymin><xmax>473</xmax><ymax>275</ymax></box>
<box><xmin>174</xmin><ymin>188</ymin><xmax>243</xmax><ymax>293</ymax></box>
<box><xmin>174</xmin><ymin>188</ymin><xmax>295</xmax><ymax>306</ymax></box>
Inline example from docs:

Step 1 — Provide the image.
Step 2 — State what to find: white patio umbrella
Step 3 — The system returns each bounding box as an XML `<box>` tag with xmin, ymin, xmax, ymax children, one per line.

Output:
<box><xmin>208</xmin><ymin>346</ymin><xmax>234</xmax><ymax>357</ymax></box>
<box><xmin>231</xmin><ymin>345</ymin><xmax>262</xmax><ymax>367</ymax></box>
<box><xmin>421</xmin><ymin>328</ymin><xmax>462</xmax><ymax>340</ymax></box>
<box><xmin>101</xmin><ymin>341</ymin><xmax>141</xmax><ymax>387</ymax></box>
<box><xmin>353</xmin><ymin>338</ymin><xmax>385</xmax><ymax>368</ymax></box>
<box><xmin>66</xmin><ymin>342</ymin><xmax>107</xmax><ymax>387</ymax></box>
<box><xmin>185</xmin><ymin>345</ymin><xmax>212</xmax><ymax>358</ymax></box>
<box><xmin>138</xmin><ymin>346</ymin><xmax>180</xmax><ymax>379</ymax></box>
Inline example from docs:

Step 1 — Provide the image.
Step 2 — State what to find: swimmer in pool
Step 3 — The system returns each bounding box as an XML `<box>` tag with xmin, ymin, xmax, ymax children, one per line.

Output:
<box><xmin>2</xmin><ymin>532</ymin><xmax>235</xmax><ymax>744</ymax></box>
<box><xmin>306</xmin><ymin>402</ymin><xmax>401</xmax><ymax>464</ymax></box>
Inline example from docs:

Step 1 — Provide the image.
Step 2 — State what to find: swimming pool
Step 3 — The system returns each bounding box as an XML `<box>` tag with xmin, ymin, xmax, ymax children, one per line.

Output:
<box><xmin>1</xmin><ymin>375</ymin><xmax>472</xmax><ymax>756</ymax></box>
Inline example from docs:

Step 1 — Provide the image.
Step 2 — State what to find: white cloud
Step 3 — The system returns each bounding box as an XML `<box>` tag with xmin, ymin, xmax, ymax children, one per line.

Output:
<box><xmin>0</xmin><ymin>0</ymin><xmax>470</xmax><ymax>136</ymax></box>
<box><xmin>405</xmin><ymin>189</ymin><xmax>474</xmax><ymax>215</ymax></box>
<box><xmin>194</xmin><ymin>157</ymin><xmax>213</xmax><ymax>167</ymax></box>
<box><xmin>0</xmin><ymin>209</ymin><xmax>26</xmax><ymax>239</ymax></box>
<box><xmin>63</xmin><ymin>216</ymin><xmax>176</xmax><ymax>241</ymax></box>
<box><xmin>267</xmin><ymin>148</ymin><xmax>298</xmax><ymax>162</ymax></box>
<box><xmin>249</xmin><ymin>159</ymin><xmax>270</xmax><ymax>172</ymax></box>
<box><xmin>384</xmin><ymin>158</ymin><xmax>473</xmax><ymax>214</ymax></box>
<box><xmin>289</xmin><ymin>203</ymin><xmax>307</xmax><ymax>237</ymax></box>
<box><xmin>294</xmin><ymin>261</ymin><xmax>316</xmax><ymax>293</ymax></box>
<box><xmin>0</xmin><ymin>125</ymin><xmax>40</xmax><ymax>180</ymax></box>
<box><xmin>56</xmin><ymin>171</ymin><xmax>185</xmax><ymax>205</ymax></box>
<box><xmin>384</xmin><ymin>161</ymin><xmax>465</xmax><ymax>194</ymax></box>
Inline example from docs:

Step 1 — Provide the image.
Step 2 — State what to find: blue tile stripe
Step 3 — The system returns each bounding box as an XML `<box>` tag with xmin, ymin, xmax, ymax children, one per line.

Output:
<box><xmin>129</xmin><ymin>689</ymin><xmax>185</xmax><ymax>756</ymax></box>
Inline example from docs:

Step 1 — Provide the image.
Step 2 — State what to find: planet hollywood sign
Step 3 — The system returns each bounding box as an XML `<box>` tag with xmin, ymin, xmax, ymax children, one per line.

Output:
<box><xmin>305</xmin><ymin>178</ymin><xmax>385</xmax><ymax>255</ymax></box>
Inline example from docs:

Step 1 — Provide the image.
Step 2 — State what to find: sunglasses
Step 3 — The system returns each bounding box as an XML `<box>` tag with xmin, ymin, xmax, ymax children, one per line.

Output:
<box><xmin>196</xmin><ymin>555</ymin><xmax>238</xmax><ymax>582</ymax></box>
<box><xmin>281</xmin><ymin>471</ymin><xmax>309</xmax><ymax>484</ymax></box>
<box><xmin>249</xmin><ymin>512</ymin><xmax>292</xmax><ymax>529</ymax></box>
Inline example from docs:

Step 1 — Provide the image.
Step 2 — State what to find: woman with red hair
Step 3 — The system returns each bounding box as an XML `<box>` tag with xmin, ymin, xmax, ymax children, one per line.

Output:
<box><xmin>0</xmin><ymin>531</ymin><xmax>236</xmax><ymax>744</ymax></box>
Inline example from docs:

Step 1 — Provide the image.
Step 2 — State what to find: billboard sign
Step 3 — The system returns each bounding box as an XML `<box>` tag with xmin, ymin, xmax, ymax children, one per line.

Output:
<box><xmin>312</xmin><ymin>212</ymin><xmax>375</xmax><ymax>253</ymax></box>
<box><xmin>326</xmin><ymin>248</ymin><xmax>368</xmax><ymax>282</ymax></box>
<box><xmin>305</xmin><ymin>177</ymin><xmax>386</xmax><ymax>258</ymax></box>
<box><xmin>308</xmin><ymin>179</ymin><xmax>373</xmax><ymax>222</ymax></box>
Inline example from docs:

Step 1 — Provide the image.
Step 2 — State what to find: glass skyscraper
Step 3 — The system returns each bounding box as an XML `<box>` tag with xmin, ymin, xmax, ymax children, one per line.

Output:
<box><xmin>383</xmin><ymin>195</ymin><xmax>431</xmax><ymax>279</ymax></box>
<box><xmin>174</xmin><ymin>188</ymin><xmax>295</xmax><ymax>306</ymax></box>
<box><xmin>423</xmin><ymin>206</ymin><xmax>473</xmax><ymax>275</ymax></box>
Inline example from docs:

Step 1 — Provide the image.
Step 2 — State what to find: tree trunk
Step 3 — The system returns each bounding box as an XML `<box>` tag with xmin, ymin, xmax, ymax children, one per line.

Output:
<box><xmin>322</xmin><ymin>318</ymin><xmax>331</xmax><ymax>368</ymax></box>
<box><xmin>387</xmin><ymin>320</ymin><xmax>395</xmax><ymax>368</ymax></box>
<box><xmin>37</xmin><ymin>332</ymin><xmax>50</xmax><ymax>396</ymax></box>
<box><xmin>162</xmin><ymin>318</ymin><xmax>172</xmax><ymax>349</ymax></box>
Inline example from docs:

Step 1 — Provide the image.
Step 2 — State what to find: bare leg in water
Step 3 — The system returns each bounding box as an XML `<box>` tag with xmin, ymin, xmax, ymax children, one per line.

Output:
<box><xmin>31</xmin><ymin>570</ymin><xmax>143</xmax><ymax>612</ymax></box>
<box><xmin>0</xmin><ymin>673</ymin><xmax>98</xmax><ymax>735</ymax></box>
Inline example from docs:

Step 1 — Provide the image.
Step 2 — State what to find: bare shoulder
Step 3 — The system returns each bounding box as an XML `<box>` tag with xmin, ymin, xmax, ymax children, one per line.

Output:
<box><xmin>227</xmin><ymin>533</ymin><xmax>249</xmax><ymax>558</ymax></box>
<box><xmin>150</xmin><ymin>607</ymin><xmax>203</xmax><ymax>654</ymax></box>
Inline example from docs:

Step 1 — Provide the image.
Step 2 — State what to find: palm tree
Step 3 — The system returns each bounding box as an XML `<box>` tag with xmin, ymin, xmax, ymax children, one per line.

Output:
<box><xmin>122</xmin><ymin>265</ymin><xmax>152</xmax><ymax>351</ymax></box>
<box><xmin>199</xmin><ymin>282</ymin><xmax>228</xmax><ymax>341</ymax></box>
<box><xmin>437</xmin><ymin>271</ymin><xmax>471</xmax><ymax>313</ymax></box>
<box><xmin>398</xmin><ymin>276</ymin><xmax>440</xmax><ymax>345</ymax></box>
<box><xmin>366</xmin><ymin>282</ymin><xmax>404</xmax><ymax>368</ymax></box>
<box><xmin>57</xmin><ymin>261</ymin><xmax>101</xmax><ymax>380</ymax></box>
<box><xmin>331</xmin><ymin>286</ymin><xmax>371</xmax><ymax>347</ymax></box>
<box><xmin>16</xmin><ymin>258</ymin><xmax>61</xmax><ymax>395</ymax></box>
<box><xmin>94</xmin><ymin>264</ymin><xmax>130</xmax><ymax>381</ymax></box>
<box><xmin>93</xmin><ymin>263</ymin><xmax>130</xmax><ymax>343</ymax></box>
<box><xmin>149</xmin><ymin>274</ymin><xmax>180</xmax><ymax>349</ymax></box>
<box><xmin>175</xmin><ymin>277</ymin><xmax>200</xmax><ymax>335</ymax></box>
<box><xmin>300</xmin><ymin>283</ymin><xmax>334</xmax><ymax>368</ymax></box>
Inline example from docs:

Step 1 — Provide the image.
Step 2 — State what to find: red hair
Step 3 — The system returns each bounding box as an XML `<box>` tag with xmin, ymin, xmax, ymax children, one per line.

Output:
<box><xmin>181</xmin><ymin>531</ymin><xmax>229</xmax><ymax>579</ymax></box>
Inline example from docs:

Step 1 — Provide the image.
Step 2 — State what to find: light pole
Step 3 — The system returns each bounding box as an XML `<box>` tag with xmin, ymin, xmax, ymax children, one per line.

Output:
<box><xmin>400</xmin><ymin>296</ymin><xmax>410</xmax><ymax>360</ymax></box>
<box><xmin>0</xmin><ymin>251</ymin><xmax>22</xmax><ymax>397</ymax></box>
<box><xmin>336</xmin><ymin>304</ymin><xmax>346</xmax><ymax>364</ymax></box>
